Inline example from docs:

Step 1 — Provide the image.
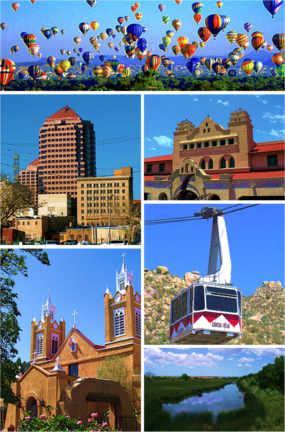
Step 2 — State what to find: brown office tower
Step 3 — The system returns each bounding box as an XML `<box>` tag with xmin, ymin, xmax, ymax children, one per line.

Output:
<box><xmin>18</xmin><ymin>158</ymin><xmax>39</xmax><ymax>209</ymax></box>
<box><xmin>38</xmin><ymin>106</ymin><xmax>96</xmax><ymax>215</ymax></box>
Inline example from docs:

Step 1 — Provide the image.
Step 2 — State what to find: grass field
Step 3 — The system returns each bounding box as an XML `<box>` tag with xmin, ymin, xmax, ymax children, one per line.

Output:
<box><xmin>144</xmin><ymin>378</ymin><xmax>284</xmax><ymax>431</ymax></box>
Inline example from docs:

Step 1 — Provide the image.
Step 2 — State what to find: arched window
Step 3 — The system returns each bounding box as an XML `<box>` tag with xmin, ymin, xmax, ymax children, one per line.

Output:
<box><xmin>208</xmin><ymin>159</ymin><xmax>213</xmax><ymax>169</ymax></box>
<box><xmin>220</xmin><ymin>158</ymin><xmax>226</xmax><ymax>169</ymax></box>
<box><xmin>185</xmin><ymin>164</ymin><xmax>189</xmax><ymax>173</ymax></box>
<box><xmin>201</xmin><ymin>159</ymin><xmax>206</xmax><ymax>170</ymax></box>
<box><xmin>113</xmin><ymin>308</ymin><xmax>125</xmax><ymax>337</ymax></box>
<box><xmin>229</xmin><ymin>157</ymin><xmax>235</xmax><ymax>168</ymax></box>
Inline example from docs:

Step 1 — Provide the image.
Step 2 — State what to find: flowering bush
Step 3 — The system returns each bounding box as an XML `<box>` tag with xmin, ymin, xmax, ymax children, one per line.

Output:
<box><xmin>18</xmin><ymin>411</ymin><xmax>118</xmax><ymax>431</ymax></box>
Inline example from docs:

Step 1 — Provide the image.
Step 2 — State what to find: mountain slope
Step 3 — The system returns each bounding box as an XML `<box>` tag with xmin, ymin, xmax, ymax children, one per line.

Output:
<box><xmin>144</xmin><ymin>267</ymin><xmax>285</xmax><ymax>345</ymax></box>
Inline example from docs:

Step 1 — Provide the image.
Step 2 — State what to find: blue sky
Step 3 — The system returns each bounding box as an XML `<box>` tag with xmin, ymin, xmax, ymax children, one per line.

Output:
<box><xmin>0</xmin><ymin>94</ymin><xmax>141</xmax><ymax>199</ymax></box>
<box><xmin>144</xmin><ymin>94</ymin><xmax>285</xmax><ymax>158</ymax></box>
<box><xmin>1</xmin><ymin>1</ymin><xmax>284</xmax><ymax>61</ymax></box>
<box><xmin>144</xmin><ymin>346</ymin><xmax>285</xmax><ymax>376</ymax></box>
<box><xmin>145</xmin><ymin>203</ymin><xmax>284</xmax><ymax>294</ymax></box>
<box><xmin>11</xmin><ymin>249</ymin><xmax>141</xmax><ymax>362</ymax></box>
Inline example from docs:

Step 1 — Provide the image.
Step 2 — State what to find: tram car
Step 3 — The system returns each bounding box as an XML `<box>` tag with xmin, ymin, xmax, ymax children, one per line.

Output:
<box><xmin>170</xmin><ymin>282</ymin><xmax>242</xmax><ymax>344</ymax></box>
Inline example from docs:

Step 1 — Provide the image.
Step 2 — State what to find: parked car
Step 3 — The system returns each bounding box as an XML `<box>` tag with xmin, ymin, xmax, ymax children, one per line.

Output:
<box><xmin>77</xmin><ymin>240</ymin><xmax>92</xmax><ymax>245</ymax></box>
<box><xmin>38</xmin><ymin>240</ymin><xmax>59</xmax><ymax>245</ymax></box>
<box><xmin>101</xmin><ymin>240</ymin><xmax>128</xmax><ymax>246</ymax></box>
<box><xmin>62</xmin><ymin>239</ymin><xmax>78</xmax><ymax>245</ymax></box>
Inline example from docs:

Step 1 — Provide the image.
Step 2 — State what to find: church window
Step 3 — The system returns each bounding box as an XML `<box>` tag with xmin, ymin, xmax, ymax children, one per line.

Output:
<box><xmin>135</xmin><ymin>308</ymin><xmax>141</xmax><ymax>337</ymax></box>
<box><xmin>69</xmin><ymin>363</ymin><xmax>78</xmax><ymax>377</ymax></box>
<box><xmin>37</xmin><ymin>334</ymin><xmax>43</xmax><ymax>355</ymax></box>
<box><xmin>120</xmin><ymin>280</ymin><xmax>125</xmax><ymax>291</ymax></box>
<box><xmin>71</xmin><ymin>343</ymin><xmax>76</xmax><ymax>352</ymax></box>
<box><xmin>51</xmin><ymin>333</ymin><xmax>59</xmax><ymax>355</ymax></box>
<box><xmin>114</xmin><ymin>307</ymin><xmax>125</xmax><ymax>337</ymax></box>
<box><xmin>229</xmin><ymin>157</ymin><xmax>235</xmax><ymax>168</ymax></box>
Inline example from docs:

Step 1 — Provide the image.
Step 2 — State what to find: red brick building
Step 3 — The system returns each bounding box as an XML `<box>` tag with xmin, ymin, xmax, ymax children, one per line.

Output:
<box><xmin>144</xmin><ymin>109</ymin><xmax>285</xmax><ymax>200</ymax></box>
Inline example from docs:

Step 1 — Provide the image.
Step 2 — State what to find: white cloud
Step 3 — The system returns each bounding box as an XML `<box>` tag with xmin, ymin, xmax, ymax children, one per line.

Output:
<box><xmin>238</xmin><ymin>364</ymin><xmax>242</xmax><ymax>367</ymax></box>
<box><xmin>217</xmin><ymin>100</ymin><xmax>229</xmax><ymax>106</ymax></box>
<box><xmin>262</xmin><ymin>112</ymin><xmax>285</xmax><ymax>122</ymax></box>
<box><xmin>256</xmin><ymin>96</ymin><xmax>268</xmax><ymax>104</ymax></box>
<box><xmin>149</xmin><ymin>147</ymin><xmax>157</xmax><ymax>151</ymax></box>
<box><xmin>245</xmin><ymin>364</ymin><xmax>252</xmax><ymax>367</ymax></box>
<box><xmin>276</xmin><ymin>105</ymin><xmax>283</xmax><ymax>109</ymax></box>
<box><xmin>146</xmin><ymin>137</ymin><xmax>152</xmax><ymax>142</ymax></box>
<box><xmin>251</xmin><ymin>348</ymin><xmax>284</xmax><ymax>357</ymax></box>
<box><xmin>228</xmin><ymin>358</ymin><xmax>234</xmax><ymax>361</ymax></box>
<box><xmin>209</xmin><ymin>98</ymin><xmax>212</xmax><ymax>102</ymax></box>
<box><xmin>269</xmin><ymin>129</ymin><xmax>285</xmax><ymax>138</ymax></box>
<box><xmin>193</xmin><ymin>97</ymin><xmax>199</xmax><ymax>102</ymax></box>
<box><xmin>262</xmin><ymin>100</ymin><xmax>268</xmax><ymax>105</ymax></box>
<box><xmin>239</xmin><ymin>358</ymin><xmax>255</xmax><ymax>363</ymax></box>
<box><xmin>153</xmin><ymin>135</ymin><xmax>173</xmax><ymax>148</ymax></box>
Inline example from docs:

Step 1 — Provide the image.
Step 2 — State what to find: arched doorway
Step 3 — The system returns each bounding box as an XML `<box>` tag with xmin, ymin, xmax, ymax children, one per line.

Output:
<box><xmin>209</xmin><ymin>194</ymin><xmax>220</xmax><ymax>200</ymax></box>
<box><xmin>158</xmin><ymin>192</ymin><xmax>168</xmax><ymax>200</ymax></box>
<box><xmin>86</xmin><ymin>392</ymin><xmax>118</xmax><ymax>429</ymax></box>
<box><xmin>26</xmin><ymin>397</ymin><xmax>38</xmax><ymax>417</ymax></box>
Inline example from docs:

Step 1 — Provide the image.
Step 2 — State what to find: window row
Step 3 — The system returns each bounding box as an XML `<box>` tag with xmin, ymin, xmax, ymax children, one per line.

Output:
<box><xmin>180</xmin><ymin>138</ymin><xmax>235</xmax><ymax>150</ymax></box>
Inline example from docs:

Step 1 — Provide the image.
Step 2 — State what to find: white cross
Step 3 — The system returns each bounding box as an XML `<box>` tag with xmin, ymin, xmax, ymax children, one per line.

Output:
<box><xmin>121</xmin><ymin>252</ymin><xmax>126</xmax><ymax>260</ymax></box>
<box><xmin>33</xmin><ymin>350</ymin><xmax>37</xmax><ymax>364</ymax></box>
<box><xmin>72</xmin><ymin>309</ymin><xmax>78</xmax><ymax>328</ymax></box>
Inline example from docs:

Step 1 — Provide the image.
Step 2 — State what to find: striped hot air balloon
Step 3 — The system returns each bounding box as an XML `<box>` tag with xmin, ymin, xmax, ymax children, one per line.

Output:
<box><xmin>251</xmin><ymin>31</ymin><xmax>264</xmax><ymax>52</ymax></box>
<box><xmin>226</xmin><ymin>31</ymin><xmax>237</xmax><ymax>44</ymax></box>
<box><xmin>241</xmin><ymin>58</ymin><xmax>254</xmax><ymax>75</ymax></box>
<box><xmin>263</xmin><ymin>0</ymin><xmax>283</xmax><ymax>18</ymax></box>
<box><xmin>205</xmin><ymin>14</ymin><xmax>224</xmax><ymax>39</ymax></box>
<box><xmin>0</xmin><ymin>59</ymin><xmax>16</xmax><ymax>85</ymax></box>
<box><xmin>146</xmin><ymin>55</ymin><xmax>161</xmax><ymax>71</ymax></box>
<box><xmin>236</xmin><ymin>33</ymin><xmax>248</xmax><ymax>48</ymax></box>
<box><xmin>272</xmin><ymin>33</ymin><xmax>285</xmax><ymax>51</ymax></box>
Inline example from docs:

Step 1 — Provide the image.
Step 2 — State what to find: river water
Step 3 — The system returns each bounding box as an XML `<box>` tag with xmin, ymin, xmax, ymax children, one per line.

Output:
<box><xmin>162</xmin><ymin>383</ymin><xmax>245</xmax><ymax>422</ymax></box>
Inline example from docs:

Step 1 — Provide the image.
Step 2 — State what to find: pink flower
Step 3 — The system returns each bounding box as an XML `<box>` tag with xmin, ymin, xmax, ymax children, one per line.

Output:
<box><xmin>102</xmin><ymin>422</ymin><xmax>108</xmax><ymax>428</ymax></box>
<box><xmin>24</xmin><ymin>416</ymin><xmax>31</xmax><ymax>421</ymax></box>
<box><xmin>91</xmin><ymin>413</ymin><xmax>99</xmax><ymax>418</ymax></box>
<box><xmin>40</xmin><ymin>414</ymin><xmax>46</xmax><ymax>419</ymax></box>
<box><xmin>88</xmin><ymin>418</ymin><xmax>93</xmax><ymax>423</ymax></box>
<box><xmin>65</xmin><ymin>415</ymin><xmax>70</xmax><ymax>418</ymax></box>
<box><xmin>77</xmin><ymin>420</ymin><xmax>83</xmax><ymax>425</ymax></box>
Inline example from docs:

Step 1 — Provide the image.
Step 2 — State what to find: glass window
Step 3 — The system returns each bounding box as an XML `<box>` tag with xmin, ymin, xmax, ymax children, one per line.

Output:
<box><xmin>69</xmin><ymin>363</ymin><xmax>78</xmax><ymax>376</ymax></box>
<box><xmin>194</xmin><ymin>286</ymin><xmax>205</xmax><ymax>311</ymax></box>
<box><xmin>267</xmin><ymin>155</ymin><xmax>278</xmax><ymax>167</ymax></box>
<box><xmin>229</xmin><ymin>157</ymin><xmax>235</xmax><ymax>168</ymax></box>
<box><xmin>197</xmin><ymin>143</ymin><xmax>201</xmax><ymax>148</ymax></box>
<box><xmin>135</xmin><ymin>308</ymin><xmax>141</xmax><ymax>337</ymax></box>
<box><xmin>182</xmin><ymin>292</ymin><xmax>187</xmax><ymax>317</ymax></box>
<box><xmin>220</xmin><ymin>139</ymin><xmax>225</xmax><ymax>146</ymax></box>
<box><xmin>36</xmin><ymin>334</ymin><xmax>43</xmax><ymax>355</ymax></box>
<box><xmin>228</xmin><ymin>138</ymin><xmax>235</xmax><ymax>145</ymax></box>
<box><xmin>51</xmin><ymin>334</ymin><xmax>59</xmax><ymax>355</ymax></box>
<box><xmin>189</xmin><ymin>288</ymin><xmax>193</xmax><ymax>313</ymax></box>
<box><xmin>206</xmin><ymin>296</ymin><xmax>237</xmax><ymax>313</ymax></box>
<box><xmin>175</xmin><ymin>295</ymin><xmax>181</xmax><ymax>321</ymax></box>
<box><xmin>238</xmin><ymin>291</ymin><xmax>241</xmax><ymax>315</ymax></box>
<box><xmin>209</xmin><ymin>159</ymin><xmax>213</xmax><ymax>169</ymax></box>
<box><xmin>220</xmin><ymin>158</ymin><xmax>226</xmax><ymax>169</ymax></box>
<box><xmin>113</xmin><ymin>307</ymin><xmax>125</xmax><ymax>337</ymax></box>
<box><xmin>201</xmin><ymin>159</ymin><xmax>206</xmax><ymax>170</ymax></box>
<box><xmin>171</xmin><ymin>299</ymin><xmax>176</xmax><ymax>324</ymax></box>
<box><xmin>159</xmin><ymin>163</ymin><xmax>165</xmax><ymax>172</ymax></box>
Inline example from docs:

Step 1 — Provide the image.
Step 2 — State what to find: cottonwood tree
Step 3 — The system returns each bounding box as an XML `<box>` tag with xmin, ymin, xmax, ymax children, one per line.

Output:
<box><xmin>0</xmin><ymin>249</ymin><xmax>50</xmax><ymax>404</ymax></box>
<box><xmin>110</xmin><ymin>201</ymin><xmax>141</xmax><ymax>244</ymax></box>
<box><xmin>0</xmin><ymin>175</ymin><xmax>35</xmax><ymax>229</ymax></box>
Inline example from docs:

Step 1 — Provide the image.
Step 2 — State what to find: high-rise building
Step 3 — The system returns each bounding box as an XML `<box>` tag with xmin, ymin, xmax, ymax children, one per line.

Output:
<box><xmin>18</xmin><ymin>158</ymin><xmax>39</xmax><ymax>208</ymax></box>
<box><xmin>38</xmin><ymin>106</ymin><xmax>96</xmax><ymax>213</ymax></box>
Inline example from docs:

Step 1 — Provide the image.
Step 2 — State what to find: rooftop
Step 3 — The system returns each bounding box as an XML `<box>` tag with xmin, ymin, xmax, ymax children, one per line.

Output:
<box><xmin>46</xmin><ymin>106</ymin><xmax>81</xmax><ymax>122</ymax></box>
<box><xmin>145</xmin><ymin>154</ymin><xmax>173</xmax><ymax>162</ymax></box>
<box><xmin>250</xmin><ymin>141</ymin><xmax>285</xmax><ymax>154</ymax></box>
<box><xmin>28</xmin><ymin>158</ymin><xmax>39</xmax><ymax>166</ymax></box>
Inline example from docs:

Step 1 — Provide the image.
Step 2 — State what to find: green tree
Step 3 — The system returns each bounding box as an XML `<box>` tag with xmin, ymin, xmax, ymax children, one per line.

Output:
<box><xmin>0</xmin><ymin>249</ymin><xmax>50</xmax><ymax>404</ymax></box>
<box><xmin>182</xmin><ymin>373</ymin><xmax>189</xmax><ymax>382</ymax></box>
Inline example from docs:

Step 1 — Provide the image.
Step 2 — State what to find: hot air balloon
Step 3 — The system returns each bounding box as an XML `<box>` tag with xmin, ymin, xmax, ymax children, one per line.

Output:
<box><xmin>135</xmin><ymin>12</ymin><xmax>143</xmax><ymax>21</ymax></box>
<box><xmin>0</xmin><ymin>59</ymin><xmax>16</xmax><ymax>86</ymax></box>
<box><xmin>29</xmin><ymin>44</ymin><xmax>40</xmax><ymax>56</ymax></box>
<box><xmin>251</xmin><ymin>31</ymin><xmax>264</xmax><ymax>52</ymax></box>
<box><xmin>125</xmin><ymin>16</ymin><xmax>130</xmax><ymax>22</ymax></box>
<box><xmin>47</xmin><ymin>56</ymin><xmax>56</xmax><ymax>68</ymax></box>
<box><xmin>241</xmin><ymin>58</ymin><xmax>254</xmax><ymax>75</ymax></box>
<box><xmin>90</xmin><ymin>21</ymin><xmax>99</xmax><ymax>31</ymax></box>
<box><xmin>99</xmin><ymin>32</ymin><xmax>107</xmax><ymax>41</ymax></box>
<box><xmin>236</xmin><ymin>33</ymin><xmax>248</xmax><ymax>48</ymax></box>
<box><xmin>166</xmin><ymin>30</ymin><xmax>174</xmax><ymax>39</ymax></box>
<box><xmin>222</xmin><ymin>57</ymin><xmax>232</xmax><ymax>70</ymax></box>
<box><xmin>172</xmin><ymin>19</ymin><xmax>182</xmax><ymax>31</ymax></box>
<box><xmin>272</xmin><ymin>33</ymin><xmax>285</xmax><ymax>51</ymax></box>
<box><xmin>1</xmin><ymin>24</ymin><xmax>7</xmax><ymax>31</ymax></box>
<box><xmin>162</xmin><ymin>16</ymin><xmax>170</xmax><ymax>25</ymax></box>
<box><xmin>67</xmin><ymin>51</ymin><xmax>71</xmax><ymax>56</ymax></box>
<box><xmin>186</xmin><ymin>57</ymin><xmax>200</xmax><ymax>74</ymax></box>
<box><xmin>30</xmin><ymin>0</ymin><xmax>37</xmax><ymax>4</ymax></box>
<box><xmin>92</xmin><ymin>65</ymin><xmax>103</xmax><ymax>77</ymax></box>
<box><xmin>212</xmin><ymin>62</ymin><xmax>223</xmax><ymax>75</ymax></box>
<box><xmin>41</xmin><ymin>28</ymin><xmax>53</xmax><ymax>40</ymax></box>
<box><xmin>79</xmin><ymin>22</ymin><xmax>90</xmax><ymax>36</ymax></box>
<box><xmin>162</xmin><ymin>36</ymin><xmax>171</xmax><ymax>46</ymax></box>
<box><xmin>73</xmin><ymin>37</ymin><xmax>82</xmax><ymax>46</ymax></box>
<box><xmin>10</xmin><ymin>45</ymin><xmax>19</xmax><ymax>54</ymax></box>
<box><xmin>193</xmin><ymin>68</ymin><xmax>203</xmax><ymax>78</ymax></box>
<box><xmin>108</xmin><ymin>42</ymin><xmax>114</xmax><ymax>49</ymax></box>
<box><xmin>199</xmin><ymin>56</ymin><xmax>206</xmax><ymax>65</ymax></box>
<box><xmin>192</xmin><ymin>41</ymin><xmax>199</xmax><ymax>50</ymax></box>
<box><xmin>115</xmin><ymin>25</ymin><xmax>121</xmax><ymax>33</ymax></box>
<box><xmin>101</xmin><ymin>64</ymin><xmax>112</xmax><ymax>78</ymax></box>
<box><xmin>61</xmin><ymin>30</ymin><xmax>65</xmax><ymax>35</ymax></box>
<box><xmin>127</xmin><ymin>23</ymin><xmax>143</xmax><ymax>41</ymax></box>
<box><xmin>192</xmin><ymin>2</ymin><xmax>203</xmax><ymax>14</ymax></box>
<box><xmin>229</xmin><ymin>52</ymin><xmax>239</xmax><ymax>66</ymax></box>
<box><xmin>177</xmin><ymin>36</ymin><xmax>188</xmax><ymax>47</ymax></box>
<box><xmin>68</xmin><ymin>56</ymin><xmax>77</xmax><ymax>67</ymax></box>
<box><xmin>233</xmin><ymin>46</ymin><xmax>245</xmax><ymax>59</ymax></box>
<box><xmin>272</xmin><ymin>52</ymin><xmax>284</xmax><ymax>66</ymax></box>
<box><xmin>158</xmin><ymin>4</ymin><xmax>165</xmax><ymax>12</ymax></box>
<box><xmin>18</xmin><ymin>70</ymin><xmax>29</xmax><ymax>79</ymax></box>
<box><xmin>22</xmin><ymin>34</ymin><xmax>36</xmax><ymax>49</ymax></box>
<box><xmin>82</xmin><ymin>51</ymin><xmax>94</xmax><ymax>65</ymax></box>
<box><xmin>221</xmin><ymin>15</ymin><xmax>230</xmax><ymax>31</ymax></box>
<box><xmin>205</xmin><ymin>14</ymin><xmax>224</xmax><ymax>39</ymax></box>
<box><xmin>58</xmin><ymin>60</ymin><xmax>71</xmax><ymax>72</ymax></box>
<box><xmin>198</xmin><ymin>27</ymin><xmax>212</xmax><ymax>43</ymax></box>
<box><xmin>137</xmin><ymin>38</ymin><xmax>147</xmax><ymax>51</ymax></box>
<box><xmin>159</xmin><ymin>44</ymin><xmax>167</xmax><ymax>53</ymax></box>
<box><xmin>254</xmin><ymin>61</ymin><xmax>263</xmax><ymax>73</ymax></box>
<box><xmin>267</xmin><ymin>44</ymin><xmax>274</xmax><ymax>52</ymax></box>
<box><xmin>60</xmin><ymin>49</ymin><xmax>65</xmax><ymax>55</ymax></box>
<box><xmin>193</xmin><ymin>14</ymin><xmax>202</xmax><ymax>25</ymax></box>
<box><xmin>205</xmin><ymin>58</ymin><xmax>213</xmax><ymax>70</ymax></box>
<box><xmin>276</xmin><ymin>63</ymin><xmax>285</xmax><ymax>76</ymax></box>
<box><xmin>86</xmin><ymin>0</ymin><xmax>97</xmax><ymax>8</ymax></box>
<box><xmin>226</xmin><ymin>31</ymin><xmax>237</xmax><ymax>44</ymax></box>
<box><xmin>216</xmin><ymin>1</ymin><xmax>223</xmax><ymax>8</ymax></box>
<box><xmin>172</xmin><ymin>45</ymin><xmax>181</xmax><ymax>55</ymax></box>
<box><xmin>263</xmin><ymin>0</ymin><xmax>283</xmax><ymax>18</ymax></box>
<box><xmin>11</xmin><ymin>3</ymin><xmax>20</xmax><ymax>11</ymax></box>
<box><xmin>106</xmin><ymin>28</ymin><xmax>114</xmax><ymax>37</ymax></box>
<box><xmin>175</xmin><ymin>0</ymin><xmax>183</xmax><ymax>5</ymax></box>
<box><xmin>146</xmin><ymin>55</ymin><xmax>161</xmax><ymax>71</ymax></box>
<box><xmin>54</xmin><ymin>66</ymin><xmax>64</xmax><ymax>79</ymax></box>
<box><xmin>181</xmin><ymin>44</ymin><xmax>196</xmax><ymax>59</ymax></box>
<box><xmin>28</xmin><ymin>65</ymin><xmax>42</xmax><ymax>80</ymax></box>
<box><xmin>244</xmin><ymin>23</ymin><xmax>253</xmax><ymax>33</ymax></box>
<box><xmin>228</xmin><ymin>69</ymin><xmax>237</xmax><ymax>77</ymax></box>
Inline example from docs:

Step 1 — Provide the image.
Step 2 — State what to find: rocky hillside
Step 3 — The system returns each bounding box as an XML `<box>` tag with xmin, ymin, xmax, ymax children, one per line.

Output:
<box><xmin>144</xmin><ymin>267</ymin><xmax>285</xmax><ymax>345</ymax></box>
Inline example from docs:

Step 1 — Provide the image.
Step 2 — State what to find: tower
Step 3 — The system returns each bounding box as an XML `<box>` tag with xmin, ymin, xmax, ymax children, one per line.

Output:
<box><xmin>30</xmin><ymin>292</ymin><xmax>65</xmax><ymax>364</ymax></box>
<box><xmin>173</xmin><ymin>119</ymin><xmax>195</xmax><ymax>171</ymax></box>
<box><xmin>228</xmin><ymin>109</ymin><xmax>254</xmax><ymax>167</ymax></box>
<box><xmin>104</xmin><ymin>255</ymin><xmax>141</xmax><ymax>347</ymax></box>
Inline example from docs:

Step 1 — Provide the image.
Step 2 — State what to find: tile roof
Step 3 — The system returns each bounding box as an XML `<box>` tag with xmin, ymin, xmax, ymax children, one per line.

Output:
<box><xmin>144</xmin><ymin>154</ymin><xmax>173</xmax><ymax>162</ymax></box>
<box><xmin>233</xmin><ymin>171</ymin><xmax>285</xmax><ymax>179</ymax></box>
<box><xmin>28</xmin><ymin>158</ymin><xmax>39</xmax><ymax>166</ymax></box>
<box><xmin>250</xmin><ymin>142</ymin><xmax>284</xmax><ymax>154</ymax></box>
<box><xmin>46</xmin><ymin>106</ymin><xmax>81</xmax><ymax>122</ymax></box>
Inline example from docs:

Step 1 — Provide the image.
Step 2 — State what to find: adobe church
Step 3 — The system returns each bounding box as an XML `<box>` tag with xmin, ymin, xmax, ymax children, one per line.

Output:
<box><xmin>4</xmin><ymin>256</ymin><xmax>141</xmax><ymax>431</ymax></box>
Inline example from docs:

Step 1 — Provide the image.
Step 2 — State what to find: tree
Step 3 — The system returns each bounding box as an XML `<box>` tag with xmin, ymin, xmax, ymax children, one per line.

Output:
<box><xmin>0</xmin><ymin>249</ymin><xmax>50</xmax><ymax>404</ymax></box>
<box><xmin>0</xmin><ymin>175</ymin><xmax>35</xmax><ymax>230</ymax></box>
<box><xmin>111</xmin><ymin>201</ymin><xmax>141</xmax><ymax>244</ymax></box>
<box><xmin>182</xmin><ymin>373</ymin><xmax>189</xmax><ymax>382</ymax></box>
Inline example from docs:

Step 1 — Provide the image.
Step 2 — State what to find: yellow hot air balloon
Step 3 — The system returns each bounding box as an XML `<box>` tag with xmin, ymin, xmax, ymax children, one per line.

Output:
<box><xmin>58</xmin><ymin>60</ymin><xmax>71</xmax><ymax>72</ymax></box>
<box><xmin>90</xmin><ymin>21</ymin><xmax>99</xmax><ymax>31</ymax></box>
<box><xmin>177</xmin><ymin>36</ymin><xmax>188</xmax><ymax>47</ymax></box>
<box><xmin>241</xmin><ymin>59</ymin><xmax>254</xmax><ymax>75</ymax></box>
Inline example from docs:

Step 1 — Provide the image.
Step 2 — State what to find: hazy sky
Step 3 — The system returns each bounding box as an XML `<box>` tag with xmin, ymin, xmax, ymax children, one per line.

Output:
<box><xmin>1</xmin><ymin>94</ymin><xmax>141</xmax><ymax>199</ymax></box>
<box><xmin>145</xmin><ymin>203</ymin><xmax>285</xmax><ymax>294</ymax></box>
<box><xmin>10</xmin><ymin>249</ymin><xmax>141</xmax><ymax>361</ymax></box>
<box><xmin>144</xmin><ymin>94</ymin><xmax>285</xmax><ymax>159</ymax></box>
<box><xmin>1</xmin><ymin>1</ymin><xmax>283</xmax><ymax>60</ymax></box>
<box><xmin>144</xmin><ymin>346</ymin><xmax>285</xmax><ymax>376</ymax></box>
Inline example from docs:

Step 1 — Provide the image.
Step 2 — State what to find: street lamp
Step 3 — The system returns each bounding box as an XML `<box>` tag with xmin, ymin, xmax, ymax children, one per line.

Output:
<box><xmin>108</xmin><ymin>195</ymin><xmax>113</xmax><ymax>245</ymax></box>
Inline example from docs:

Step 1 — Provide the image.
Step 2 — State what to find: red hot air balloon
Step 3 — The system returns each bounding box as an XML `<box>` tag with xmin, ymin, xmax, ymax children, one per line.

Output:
<box><xmin>0</xmin><ymin>59</ymin><xmax>16</xmax><ymax>86</ymax></box>
<box><xmin>11</xmin><ymin>3</ymin><xmax>20</xmax><ymax>11</ymax></box>
<box><xmin>198</xmin><ymin>27</ymin><xmax>212</xmax><ymax>43</ymax></box>
<box><xmin>193</xmin><ymin>13</ymin><xmax>202</xmax><ymax>25</ymax></box>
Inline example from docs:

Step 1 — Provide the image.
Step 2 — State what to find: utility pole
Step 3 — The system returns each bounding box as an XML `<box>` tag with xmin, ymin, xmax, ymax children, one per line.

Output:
<box><xmin>108</xmin><ymin>194</ymin><xmax>113</xmax><ymax>245</ymax></box>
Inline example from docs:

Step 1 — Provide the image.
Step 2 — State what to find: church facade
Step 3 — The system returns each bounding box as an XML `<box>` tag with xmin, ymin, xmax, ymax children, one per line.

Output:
<box><xmin>4</xmin><ymin>257</ymin><xmax>141</xmax><ymax>431</ymax></box>
<box><xmin>144</xmin><ymin>109</ymin><xmax>285</xmax><ymax>200</ymax></box>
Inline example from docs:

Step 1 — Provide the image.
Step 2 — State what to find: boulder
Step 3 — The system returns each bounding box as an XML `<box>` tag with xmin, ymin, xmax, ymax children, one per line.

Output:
<box><xmin>184</xmin><ymin>272</ymin><xmax>200</xmax><ymax>286</ymax></box>
<box><xmin>157</xmin><ymin>266</ymin><xmax>169</xmax><ymax>275</ymax></box>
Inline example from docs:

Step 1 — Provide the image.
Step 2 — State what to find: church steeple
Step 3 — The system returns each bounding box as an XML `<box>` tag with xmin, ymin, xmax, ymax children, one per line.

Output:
<box><xmin>41</xmin><ymin>290</ymin><xmax>56</xmax><ymax>322</ymax></box>
<box><xmin>116</xmin><ymin>253</ymin><xmax>133</xmax><ymax>294</ymax></box>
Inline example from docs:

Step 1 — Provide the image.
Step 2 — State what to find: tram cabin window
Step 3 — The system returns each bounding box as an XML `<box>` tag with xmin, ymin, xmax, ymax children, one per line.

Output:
<box><xmin>175</xmin><ymin>296</ymin><xmax>181</xmax><ymax>321</ymax></box>
<box><xmin>206</xmin><ymin>294</ymin><xmax>237</xmax><ymax>313</ymax></box>
<box><xmin>182</xmin><ymin>292</ymin><xmax>187</xmax><ymax>317</ymax></box>
<box><xmin>189</xmin><ymin>288</ymin><xmax>193</xmax><ymax>313</ymax></box>
<box><xmin>238</xmin><ymin>291</ymin><xmax>241</xmax><ymax>314</ymax></box>
<box><xmin>194</xmin><ymin>286</ymin><xmax>205</xmax><ymax>311</ymax></box>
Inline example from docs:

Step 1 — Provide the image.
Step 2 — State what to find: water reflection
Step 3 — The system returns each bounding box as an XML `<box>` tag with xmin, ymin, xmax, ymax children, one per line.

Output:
<box><xmin>162</xmin><ymin>383</ymin><xmax>245</xmax><ymax>422</ymax></box>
